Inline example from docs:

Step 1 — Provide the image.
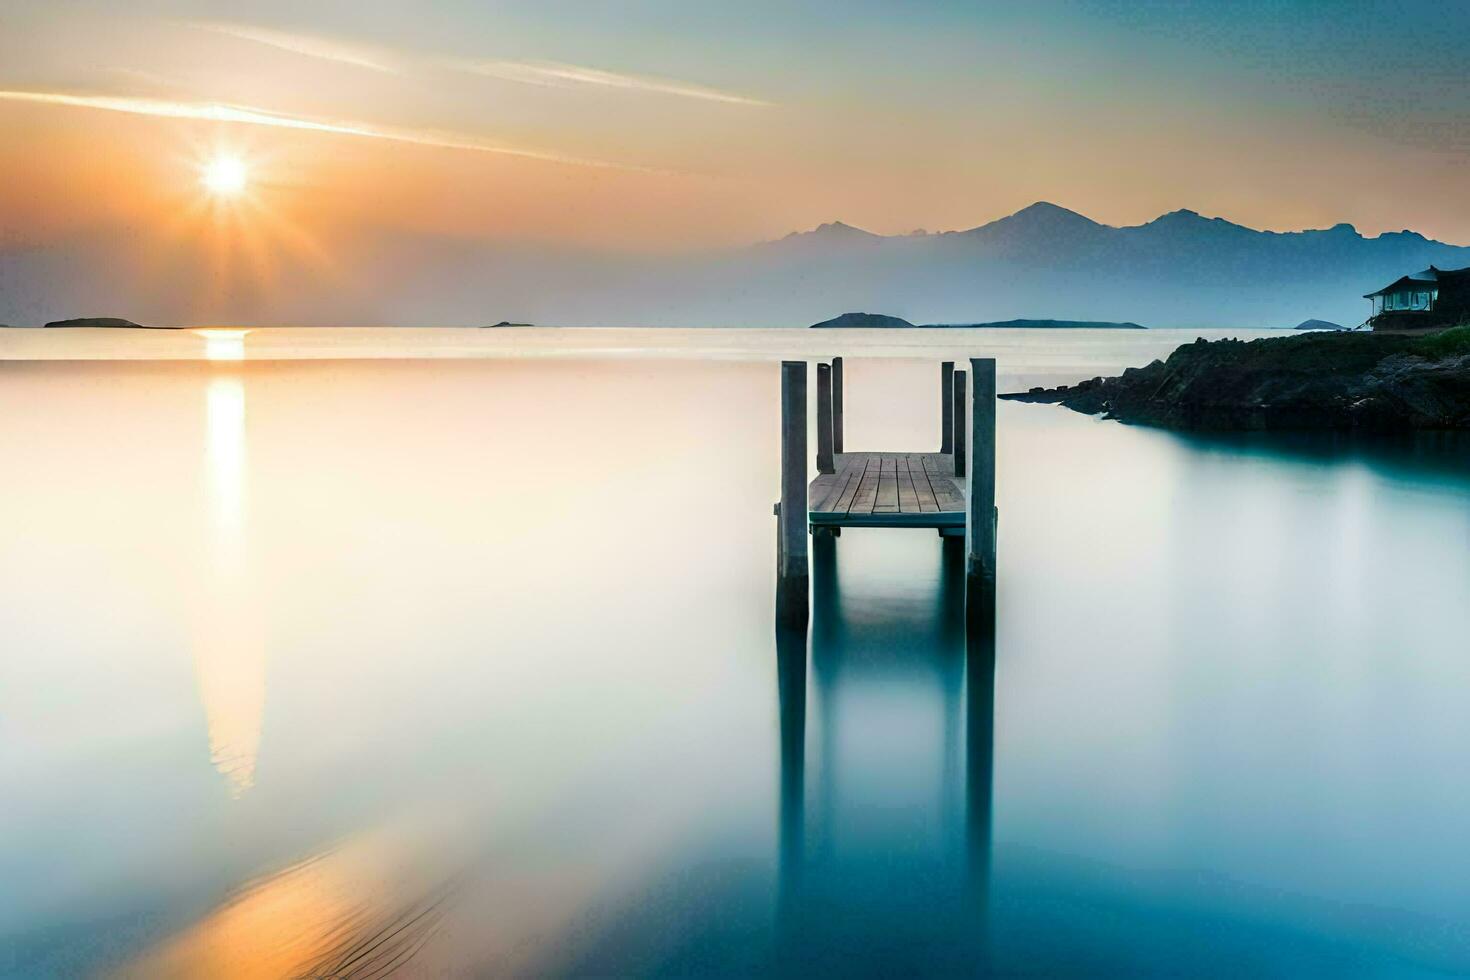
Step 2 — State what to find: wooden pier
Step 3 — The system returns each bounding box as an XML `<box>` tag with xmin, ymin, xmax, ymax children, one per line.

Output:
<box><xmin>776</xmin><ymin>357</ymin><xmax>997</xmax><ymax>629</ymax></box>
<box><xmin>809</xmin><ymin>454</ymin><xmax>967</xmax><ymax>529</ymax></box>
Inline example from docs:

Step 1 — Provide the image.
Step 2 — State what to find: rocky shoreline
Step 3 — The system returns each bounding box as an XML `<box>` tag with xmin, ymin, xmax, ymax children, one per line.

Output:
<box><xmin>1002</xmin><ymin>328</ymin><xmax>1470</xmax><ymax>430</ymax></box>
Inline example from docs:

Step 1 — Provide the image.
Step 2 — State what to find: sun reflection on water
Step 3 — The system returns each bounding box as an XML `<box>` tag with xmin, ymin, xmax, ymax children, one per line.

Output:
<box><xmin>195</xmin><ymin>372</ymin><xmax>263</xmax><ymax>797</ymax></box>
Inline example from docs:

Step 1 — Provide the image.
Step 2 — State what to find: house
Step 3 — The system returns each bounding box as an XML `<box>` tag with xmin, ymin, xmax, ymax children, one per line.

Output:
<box><xmin>1364</xmin><ymin>265</ymin><xmax>1470</xmax><ymax>332</ymax></box>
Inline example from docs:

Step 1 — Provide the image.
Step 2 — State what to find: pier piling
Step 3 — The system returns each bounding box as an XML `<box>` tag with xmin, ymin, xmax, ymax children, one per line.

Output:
<box><xmin>953</xmin><ymin>369</ymin><xmax>967</xmax><ymax>479</ymax></box>
<box><xmin>832</xmin><ymin>357</ymin><xmax>844</xmax><ymax>454</ymax></box>
<box><xmin>966</xmin><ymin>358</ymin><xmax>997</xmax><ymax>624</ymax></box>
<box><xmin>816</xmin><ymin>363</ymin><xmax>835</xmax><ymax>475</ymax></box>
<box><xmin>941</xmin><ymin>362</ymin><xmax>955</xmax><ymax>453</ymax></box>
<box><xmin>777</xmin><ymin>360</ymin><xmax>810</xmax><ymax>628</ymax></box>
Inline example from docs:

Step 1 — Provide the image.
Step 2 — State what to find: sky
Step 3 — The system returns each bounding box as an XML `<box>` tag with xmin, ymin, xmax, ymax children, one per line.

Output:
<box><xmin>2</xmin><ymin>1</ymin><xmax>1469</xmax><ymax>321</ymax></box>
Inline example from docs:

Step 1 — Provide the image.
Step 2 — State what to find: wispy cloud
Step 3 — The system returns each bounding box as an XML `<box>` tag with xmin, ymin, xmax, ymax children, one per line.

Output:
<box><xmin>190</xmin><ymin>21</ymin><xmax>401</xmax><ymax>75</ymax></box>
<box><xmin>455</xmin><ymin>59</ymin><xmax>772</xmax><ymax>107</ymax></box>
<box><xmin>0</xmin><ymin>90</ymin><xmax>639</xmax><ymax>170</ymax></box>
<box><xmin>187</xmin><ymin>20</ymin><xmax>771</xmax><ymax>107</ymax></box>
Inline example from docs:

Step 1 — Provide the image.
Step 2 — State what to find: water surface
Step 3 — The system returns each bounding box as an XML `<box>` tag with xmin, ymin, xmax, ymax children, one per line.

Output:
<box><xmin>3</xmin><ymin>332</ymin><xmax>1470</xmax><ymax>976</ymax></box>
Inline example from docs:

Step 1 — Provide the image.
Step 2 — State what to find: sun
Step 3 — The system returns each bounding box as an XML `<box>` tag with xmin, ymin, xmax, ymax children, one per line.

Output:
<box><xmin>200</xmin><ymin>156</ymin><xmax>248</xmax><ymax>196</ymax></box>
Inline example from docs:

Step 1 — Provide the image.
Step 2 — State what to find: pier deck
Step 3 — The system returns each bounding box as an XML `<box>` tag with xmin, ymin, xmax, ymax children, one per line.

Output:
<box><xmin>809</xmin><ymin>452</ymin><xmax>966</xmax><ymax>528</ymax></box>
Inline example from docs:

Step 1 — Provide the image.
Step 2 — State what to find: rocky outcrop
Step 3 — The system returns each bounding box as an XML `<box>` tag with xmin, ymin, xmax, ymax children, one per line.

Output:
<box><xmin>1002</xmin><ymin>329</ymin><xmax>1470</xmax><ymax>430</ymax></box>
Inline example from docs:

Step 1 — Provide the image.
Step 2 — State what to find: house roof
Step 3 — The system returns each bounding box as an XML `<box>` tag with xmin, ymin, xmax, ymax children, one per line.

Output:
<box><xmin>1365</xmin><ymin>266</ymin><xmax>1443</xmax><ymax>298</ymax></box>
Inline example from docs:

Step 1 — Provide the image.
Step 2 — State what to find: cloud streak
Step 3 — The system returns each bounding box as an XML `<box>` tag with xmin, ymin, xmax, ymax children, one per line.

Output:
<box><xmin>188</xmin><ymin>20</ymin><xmax>770</xmax><ymax>107</ymax></box>
<box><xmin>0</xmin><ymin>90</ymin><xmax>639</xmax><ymax>170</ymax></box>
<box><xmin>191</xmin><ymin>22</ymin><xmax>402</xmax><ymax>75</ymax></box>
<box><xmin>455</xmin><ymin>59</ymin><xmax>771</xmax><ymax>106</ymax></box>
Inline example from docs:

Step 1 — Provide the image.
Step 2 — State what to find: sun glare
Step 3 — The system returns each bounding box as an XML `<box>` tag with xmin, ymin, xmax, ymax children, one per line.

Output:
<box><xmin>194</xmin><ymin>328</ymin><xmax>251</xmax><ymax>360</ymax></box>
<box><xmin>201</xmin><ymin>156</ymin><xmax>248</xmax><ymax>196</ymax></box>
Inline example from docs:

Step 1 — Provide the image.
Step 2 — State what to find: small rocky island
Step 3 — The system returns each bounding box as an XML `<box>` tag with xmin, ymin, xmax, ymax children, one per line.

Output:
<box><xmin>42</xmin><ymin>316</ymin><xmax>178</xmax><ymax>329</ymax></box>
<box><xmin>810</xmin><ymin>312</ymin><xmax>917</xmax><ymax>329</ymax></box>
<box><xmin>1003</xmin><ymin>328</ymin><xmax>1470</xmax><ymax>430</ymax></box>
<box><xmin>809</xmin><ymin>311</ymin><xmax>1145</xmax><ymax>329</ymax></box>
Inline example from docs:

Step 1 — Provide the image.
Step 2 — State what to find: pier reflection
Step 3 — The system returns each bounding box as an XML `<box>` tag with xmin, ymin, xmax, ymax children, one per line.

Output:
<box><xmin>775</xmin><ymin>532</ymin><xmax>995</xmax><ymax>973</ymax></box>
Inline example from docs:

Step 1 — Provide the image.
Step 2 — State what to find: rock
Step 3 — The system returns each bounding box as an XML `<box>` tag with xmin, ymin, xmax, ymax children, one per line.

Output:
<box><xmin>1000</xmin><ymin>328</ymin><xmax>1470</xmax><ymax>430</ymax></box>
<box><xmin>44</xmin><ymin>317</ymin><xmax>145</xmax><ymax>328</ymax></box>
<box><xmin>484</xmin><ymin>321</ymin><xmax>533</xmax><ymax>327</ymax></box>
<box><xmin>1294</xmin><ymin>319</ymin><xmax>1346</xmax><ymax>331</ymax></box>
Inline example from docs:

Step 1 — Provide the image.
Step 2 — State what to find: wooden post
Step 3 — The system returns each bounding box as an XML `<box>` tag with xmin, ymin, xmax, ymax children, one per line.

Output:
<box><xmin>831</xmin><ymin>357</ymin><xmax>844</xmax><ymax>454</ymax></box>
<box><xmin>953</xmin><ymin>369</ymin><xmax>967</xmax><ymax>479</ymax></box>
<box><xmin>967</xmin><ymin>357</ymin><xmax>997</xmax><ymax>624</ymax></box>
<box><xmin>816</xmin><ymin>362</ymin><xmax>835</xmax><ymax>475</ymax></box>
<box><xmin>940</xmin><ymin>362</ymin><xmax>955</xmax><ymax>453</ymax></box>
<box><xmin>778</xmin><ymin>361</ymin><xmax>810</xmax><ymax>628</ymax></box>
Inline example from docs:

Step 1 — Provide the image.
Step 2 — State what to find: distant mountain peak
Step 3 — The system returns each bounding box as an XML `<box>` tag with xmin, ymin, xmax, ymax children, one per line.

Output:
<box><xmin>1149</xmin><ymin>208</ymin><xmax>1227</xmax><ymax>226</ymax></box>
<box><xmin>954</xmin><ymin>201</ymin><xmax>1106</xmax><ymax>244</ymax></box>
<box><xmin>783</xmin><ymin>220</ymin><xmax>880</xmax><ymax>242</ymax></box>
<box><xmin>1002</xmin><ymin>201</ymin><xmax>1101</xmax><ymax>225</ymax></box>
<box><xmin>1130</xmin><ymin>208</ymin><xmax>1258</xmax><ymax>240</ymax></box>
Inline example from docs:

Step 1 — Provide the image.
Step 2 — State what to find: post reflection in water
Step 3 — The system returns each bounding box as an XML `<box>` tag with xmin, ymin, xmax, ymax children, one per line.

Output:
<box><xmin>774</xmin><ymin>531</ymin><xmax>996</xmax><ymax>973</ymax></box>
<box><xmin>196</xmin><ymin>370</ymin><xmax>265</xmax><ymax>797</ymax></box>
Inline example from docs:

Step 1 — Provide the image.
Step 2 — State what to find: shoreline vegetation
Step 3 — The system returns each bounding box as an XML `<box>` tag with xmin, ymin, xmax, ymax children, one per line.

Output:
<box><xmin>1003</xmin><ymin>326</ymin><xmax>1470</xmax><ymax>430</ymax></box>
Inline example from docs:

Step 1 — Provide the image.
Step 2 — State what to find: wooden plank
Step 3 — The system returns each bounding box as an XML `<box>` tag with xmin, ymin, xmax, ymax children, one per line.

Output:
<box><xmin>813</xmin><ymin>452</ymin><xmax>964</xmax><ymax>519</ymax></box>
<box><xmin>832</xmin><ymin>457</ymin><xmax>868</xmax><ymax>514</ymax></box>
<box><xmin>930</xmin><ymin>474</ymin><xmax>966</xmax><ymax>513</ymax></box>
<box><xmin>920</xmin><ymin>455</ymin><xmax>965</xmax><ymax>511</ymax></box>
<box><xmin>922</xmin><ymin>453</ymin><xmax>955</xmax><ymax>478</ymax></box>
<box><xmin>874</xmin><ymin>455</ymin><xmax>899</xmax><ymax>513</ymax></box>
<box><xmin>896</xmin><ymin>454</ymin><xmax>918</xmax><ymax>512</ymax></box>
<box><xmin>809</xmin><ymin>472</ymin><xmax>846</xmax><ymax>513</ymax></box>
<box><xmin>911</xmin><ymin>458</ymin><xmax>934</xmax><ymax>517</ymax></box>
<box><xmin>850</xmin><ymin>455</ymin><xmax>880</xmax><ymax>514</ymax></box>
<box><xmin>907</xmin><ymin>455</ymin><xmax>939</xmax><ymax>513</ymax></box>
<box><xmin>811</xmin><ymin>455</ymin><xmax>863</xmax><ymax>512</ymax></box>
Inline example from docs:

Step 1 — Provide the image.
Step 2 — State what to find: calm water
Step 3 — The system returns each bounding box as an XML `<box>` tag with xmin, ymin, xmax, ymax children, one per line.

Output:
<box><xmin>4</xmin><ymin>330</ymin><xmax>1470</xmax><ymax>977</ymax></box>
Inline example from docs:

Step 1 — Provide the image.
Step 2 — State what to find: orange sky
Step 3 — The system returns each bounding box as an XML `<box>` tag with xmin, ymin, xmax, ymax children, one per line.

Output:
<box><xmin>2</xmin><ymin>3</ymin><xmax>1468</xmax><ymax>270</ymax></box>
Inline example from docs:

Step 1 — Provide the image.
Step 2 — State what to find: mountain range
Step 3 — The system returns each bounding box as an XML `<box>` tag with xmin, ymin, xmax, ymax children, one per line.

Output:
<box><xmin>747</xmin><ymin>203</ymin><xmax>1470</xmax><ymax>329</ymax></box>
<box><xmin>3</xmin><ymin>202</ymin><xmax>1468</xmax><ymax>327</ymax></box>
